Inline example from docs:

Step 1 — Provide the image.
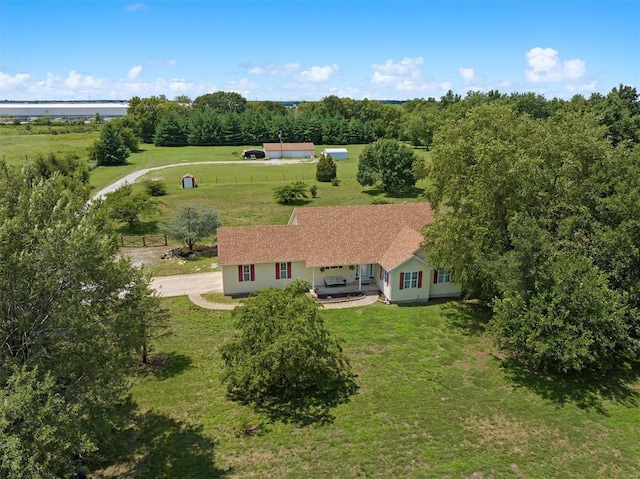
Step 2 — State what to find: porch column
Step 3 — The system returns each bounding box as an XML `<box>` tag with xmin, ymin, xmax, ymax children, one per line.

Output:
<box><xmin>312</xmin><ymin>267</ymin><xmax>315</xmax><ymax>289</ymax></box>
<box><xmin>358</xmin><ymin>264</ymin><xmax>362</xmax><ymax>290</ymax></box>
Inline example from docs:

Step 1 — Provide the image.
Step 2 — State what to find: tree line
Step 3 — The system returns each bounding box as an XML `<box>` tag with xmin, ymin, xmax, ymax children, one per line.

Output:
<box><xmin>115</xmin><ymin>86</ymin><xmax>640</xmax><ymax>148</ymax></box>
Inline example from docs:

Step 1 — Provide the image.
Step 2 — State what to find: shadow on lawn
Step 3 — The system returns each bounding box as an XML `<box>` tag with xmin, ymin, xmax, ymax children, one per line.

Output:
<box><xmin>361</xmin><ymin>186</ymin><xmax>425</xmax><ymax>199</ymax></box>
<box><xmin>441</xmin><ymin>300</ymin><xmax>640</xmax><ymax>413</ymax></box>
<box><xmin>502</xmin><ymin>361</ymin><xmax>640</xmax><ymax>414</ymax></box>
<box><xmin>138</xmin><ymin>352</ymin><xmax>193</xmax><ymax>381</ymax></box>
<box><xmin>442</xmin><ymin>299</ymin><xmax>492</xmax><ymax>336</ymax></box>
<box><xmin>239</xmin><ymin>379</ymin><xmax>359</xmax><ymax>427</ymax></box>
<box><xmin>92</xmin><ymin>400</ymin><xmax>226</xmax><ymax>478</ymax></box>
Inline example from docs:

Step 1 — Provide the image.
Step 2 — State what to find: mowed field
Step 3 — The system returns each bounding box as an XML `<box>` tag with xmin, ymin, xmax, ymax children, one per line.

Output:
<box><xmin>95</xmin><ymin>298</ymin><xmax>640</xmax><ymax>478</ymax></box>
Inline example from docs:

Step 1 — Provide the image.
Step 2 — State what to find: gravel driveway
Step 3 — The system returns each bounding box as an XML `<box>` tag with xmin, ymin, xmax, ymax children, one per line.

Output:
<box><xmin>150</xmin><ymin>271</ymin><xmax>223</xmax><ymax>297</ymax></box>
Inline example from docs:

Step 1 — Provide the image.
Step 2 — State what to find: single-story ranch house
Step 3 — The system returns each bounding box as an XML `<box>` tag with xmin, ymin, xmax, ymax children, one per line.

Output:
<box><xmin>217</xmin><ymin>203</ymin><xmax>460</xmax><ymax>303</ymax></box>
<box><xmin>263</xmin><ymin>142</ymin><xmax>315</xmax><ymax>159</ymax></box>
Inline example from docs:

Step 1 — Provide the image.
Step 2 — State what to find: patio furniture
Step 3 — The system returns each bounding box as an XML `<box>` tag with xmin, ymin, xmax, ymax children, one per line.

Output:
<box><xmin>324</xmin><ymin>276</ymin><xmax>347</xmax><ymax>287</ymax></box>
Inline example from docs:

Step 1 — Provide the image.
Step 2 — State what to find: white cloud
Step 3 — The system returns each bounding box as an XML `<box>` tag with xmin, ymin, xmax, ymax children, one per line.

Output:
<box><xmin>567</xmin><ymin>81</ymin><xmax>598</xmax><ymax>94</ymax></box>
<box><xmin>223</xmin><ymin>78</ymin><xmax>259</xmax><ymax>98</ymax></box>
<box><xmin>169</xmin><ymin>79</ymin><xmax>188</xmax><ymax>92</ymax></box>
<box><xmin>64</xmin><ymin>71</ymin><xmax>105</xmax><ymax>89</ymax></box>
<box><xmin>126</xmin><ymin>3</ymin><xmax>147</xmax><ymax>12</ymax></box>
<box><xmin>147</xmin><ymin>59</ymin><xmax>177</xmax><ymax>67</ymax></box>
<box><xmin>247</xmin><ymin>62</ymin><xmax>300</xmax><ymax>77</ymax></box>
<box><xmin>0</xmin><ymin>72</ymin><xmax>31</xmax><ymax>89</ymax></box>
<box><xmin>371</xmin><ymin>57</ymin><xmax>425</xmax><ymax>87</ymax></box>
<box><xmin>297</xmin><ymin>64</ymin><xmax>338</xmax><ymax>83</ymax></box>
<box><xmin>525</xmin><ymin>47</ymin><xmax>586</xmax><ymax>83</ymax></box>
<box><xmin>372</xmin><ymin>57</ymin><xmax>424</xmax><ymax>77</ymax></box>
<box><xmin>127</xmin><ymin>65</ymin><xmax>143</xmax><ymax>81</ymax></box>
<box><xmin>459</xmin><ymin>67</ymin><xmax>476</xmax><ymax>83</ymax></box>
<box><xmin>369</xmin><ymin>57</ymin><xmax>451</xmax><ymax>97</ymax></box>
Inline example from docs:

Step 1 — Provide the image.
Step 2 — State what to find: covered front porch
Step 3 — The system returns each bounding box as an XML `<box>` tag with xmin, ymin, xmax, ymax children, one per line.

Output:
<box><xmin>309</xmin><ymin>263</ymin><xmax>378</xmax><ymax>293</ymax></box>
<box><xmin>312</xmin><ymin>281</ymin><xmax>380</xmax><ymax>299</ymax></box>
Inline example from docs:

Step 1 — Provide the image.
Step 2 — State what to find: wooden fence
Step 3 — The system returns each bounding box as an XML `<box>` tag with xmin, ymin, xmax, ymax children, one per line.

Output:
<box><xmin>120</xmin><ymin>234</ymin><xmax>167</xmax><ymax>248</ymax></box>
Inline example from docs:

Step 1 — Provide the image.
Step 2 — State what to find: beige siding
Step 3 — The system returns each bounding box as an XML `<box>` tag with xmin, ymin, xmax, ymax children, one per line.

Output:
<box><xmin>222</xmin><ymin>261</ymin><xmax>310</xmax><ymax>296</ymax></box>
<box><xmin>430</xmin><ymin>280</ymin><xmax>461</xmax><ymax>298</ymax></box>
<box><xmin>387</xmin><ymin>258</ymin><xmax>430</xmax><ymax>303</ymax></box>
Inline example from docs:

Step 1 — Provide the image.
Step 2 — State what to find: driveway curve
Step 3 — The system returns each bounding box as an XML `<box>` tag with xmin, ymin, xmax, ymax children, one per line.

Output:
<box><xmin>91</xmin><ymin>158</ymin><xmax>317</xmax><ymax>201</ymax></box>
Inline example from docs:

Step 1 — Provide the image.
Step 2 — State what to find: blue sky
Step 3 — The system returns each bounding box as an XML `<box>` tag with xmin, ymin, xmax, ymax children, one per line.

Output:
<box><xmin>1</xmin><ymin>0</ymin><xmax>638</xmax><ymax>101</ymax></box>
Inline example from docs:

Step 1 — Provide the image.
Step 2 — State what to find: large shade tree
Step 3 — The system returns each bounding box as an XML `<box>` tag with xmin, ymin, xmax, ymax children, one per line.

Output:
<box><xmin>356</xmin><ymin>139</ymin><xmax>424</xmax><ymax>193</ymax></box>
<box><xmin>423</xmin><ymin>103</ymin><xmax>640</xmax><ymax>373</ymax></box>
<box><xmin>0</xmin><ymin>162</ymin><xmax>163</xmax><ymax>477</ymax></box>
<box><xmin>221</xmin><ymin>280</ymin><xmax>356</xmax><ymax>414</ymax></box>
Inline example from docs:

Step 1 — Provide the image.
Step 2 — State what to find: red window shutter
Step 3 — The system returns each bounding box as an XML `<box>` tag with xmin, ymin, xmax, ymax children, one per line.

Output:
<box><xmin>433</xmin><ymin>269</ymin><xmax>438</xmax><ymax>284</ymax></box>
<box><xmin>287</xmin><ymin>262</ymin><xmax>292</xmax><ymax>279</ymax></box>
<box><xmin>399</xmin><ymin>272</ymin><xmax>404</xmax><ymax>290</ymax></box>
<box><xmin>418</xmin><ymin>271</ymin><xmax>423</xmax><ymax>288</ymax></box>
<box><xmin>238</xmin><ymin>265</ymin><xmax>243</xmax><ymax>282</ymax></box>
<box><xmin>275</xmin><ymin>263</ymin><xmax>280</xmax><ymax>280</ymax></box>
<box><xmin>250</xmin><ymin>264</ymin><xmax>255</xmax><ymax>281</ymax></box>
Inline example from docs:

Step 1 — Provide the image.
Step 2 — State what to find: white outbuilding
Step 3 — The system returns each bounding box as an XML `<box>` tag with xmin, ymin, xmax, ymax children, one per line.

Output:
<box><xmin>322</xmin><ymin>148</ymin><xmax>348</xmax><ymax>160</ymax></box>
<box><xmin>263</xmin><ymin>142</ymin><xmax>315</xmax><ymax>159</ymax></box>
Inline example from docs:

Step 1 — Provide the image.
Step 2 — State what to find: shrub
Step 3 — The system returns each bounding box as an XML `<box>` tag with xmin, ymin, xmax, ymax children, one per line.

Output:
<box><xmin>310</xmin><ymin>185</ymin><xmax>318</xmax><ymax>198</ymax></box>
<box><xmin>143</xmin><ymin>178</ymin><xmax>167</xmax><ymax>196</ymax></box>
<box><xmin>316</xmin><ymin>154</ymin><xmax>337</xmax><ymax>182</ymax></box>
<box><xmin>273</xmin><ymin>181</ymin><xmax>308</xmax><ymax>204</ymax></box>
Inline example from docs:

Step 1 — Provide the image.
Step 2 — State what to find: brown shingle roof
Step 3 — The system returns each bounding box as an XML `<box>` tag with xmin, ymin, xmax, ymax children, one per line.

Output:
<box><xmin>217</xmin><ymin>203</ymin><xmax>433</xmax><ymax>270</ymax></box>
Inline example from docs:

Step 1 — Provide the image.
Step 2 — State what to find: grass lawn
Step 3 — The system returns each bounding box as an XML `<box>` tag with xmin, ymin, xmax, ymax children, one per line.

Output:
<box><xmin>0</xmin><ymin>124</ymin><xmax>100</xmax><ymax>165</ymax></box>
<box><xmin>96</xmin><ymin>298</ymin><xmax>640</xmax><ymax>478</ymax></box>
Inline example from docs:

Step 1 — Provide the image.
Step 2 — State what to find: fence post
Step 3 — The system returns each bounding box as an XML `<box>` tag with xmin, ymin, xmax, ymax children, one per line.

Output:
<box><xmin>142</xmin><ymin>236</ymin><xmax>146</xmax><ymax>247</ymax></box>
<box><xmin>164</xmin><ymin>234</ymin><xmax>167</xmax><ymax>246</ymax></box>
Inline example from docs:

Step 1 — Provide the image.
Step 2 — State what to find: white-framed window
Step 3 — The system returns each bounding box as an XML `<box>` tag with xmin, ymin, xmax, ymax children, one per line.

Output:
<box><xmin>278</xmin><ymin>262</ymin><xmax>291</xmax><ymax>279</ymax></box>
<box><xmin>403</xmin><ymin>271</ymin><xmax>419</xmax><ymax>289</ymax></box>
<box><xmin>242</xmin><ymin>265</ymin><xmax>252</xmax><ymax>282</ymax></box>
<box><xmin>239</xmin><ymin>264</ymin><xmax>255</xmax><ymax>282</ymax></box>
<box><xmin>381</xmin><ymin>268</ymin><xmax>389</xmax><ymax>285</ymax></box>
<box><xmin>437</xmin><ymin>269</ymin><xmax>451</xmax><ymax>284</ymax></box>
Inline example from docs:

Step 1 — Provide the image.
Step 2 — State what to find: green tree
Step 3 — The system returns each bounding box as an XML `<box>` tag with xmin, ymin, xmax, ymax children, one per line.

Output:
<box><xmin>193</xmin><ymin>91</ymin><xmax>247</xmax><ymax>114</ymax></box>
<box><xmin>174</xmin><ymin>94</ymin><xmax>192</xmax><ymax>105</ymax></box>
<box><xmin>162</xmin><ymin>205</ymin><xmax>221</xmax><ymax>252</ymax></box>
<box><xmin>221</xmin><ymin>280</ymin><xmax>356</xmax><ymax>411</ymax></box>
<box><xmin>0</xmin><ymin>163</ymin><xmax>163</xmax><ymax>476</ymax></box>
<box><xmin>89</xmin><ymin>121</ymin><xmax>131</xmax><ymax>166</ymax></box>
<box><xmin>356</xmin><ymin>139</ymin><xmax>422</xmax><ymax>193</ymax></box>
<box><xmin>316</xmin><ymin>154</ymin><xmax>337</xmax><ymax>182</ymax></box>
<box><xmin>31</xmin><ymin>152</ymin><xmax>89</xmax><ymax>184</ymax></box>
<box><xmin>423</xmin><ymin>103</ymin><xmax>640</xmax><ymax>373</ymax></box>
<box><xmin>127</xmin><ymin>95</ymin><xmax>170</xmax><ymax>143</ymax></box>
<box><xmin>154</xmin><ymin>110</ymin><xmax>189</xmax><ymax>146</ymax></box>
<box><xmin>110</xmin><ymin>116</ymin><xmax>140</xmax><ymax>152</ymax></box>
<box><xmin>104</xmin><ymin>184</ymin><xmax>158</xmax><ymax>227</ymax></box>
<box><xmin>273</xmin><ymin>181</ymin><xmax>308</xmax><ymax>204</ymax></box>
